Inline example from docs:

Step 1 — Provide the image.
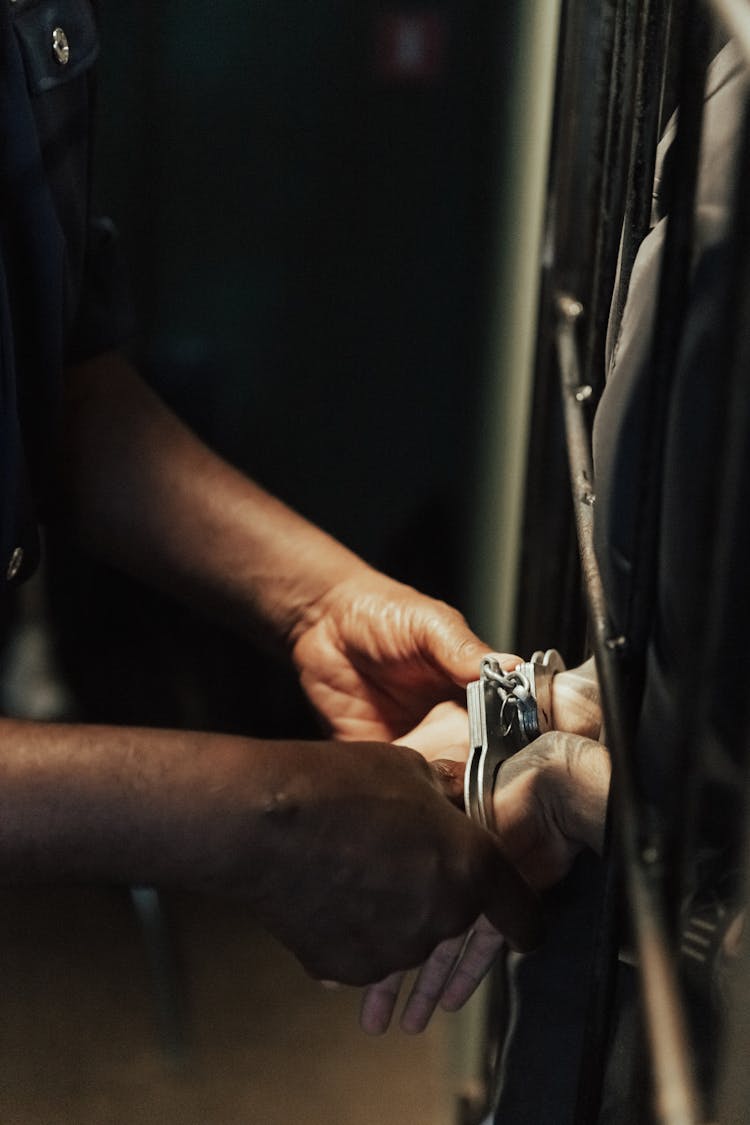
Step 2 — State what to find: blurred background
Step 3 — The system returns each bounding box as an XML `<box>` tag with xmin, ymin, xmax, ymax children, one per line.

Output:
<box><xmin>0</xmin><ymin>2</ymin><xmax>560</xmax><ymax>1122</ymax></box>
<box><xmin>49</xmin><ymin>0</ymin><xmax>508</xmax><ymax>740</ymax></box>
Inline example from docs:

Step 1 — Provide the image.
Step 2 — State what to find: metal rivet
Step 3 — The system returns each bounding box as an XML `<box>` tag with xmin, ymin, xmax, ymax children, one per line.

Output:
<box><xmin>557</xmin><ymin>294</ymin><xmax>584</xmax><ymax>321</ymax></box>
<box><xmin>6</xmin><ymin>546</ymin><xmax>24</xmax><ymax>581</ymax></box>
<box><xmin>575</xmin><ymin>384</ymin><xmax>593</xmax><ymax>402</ymax></box>
<box><xmin>605</xmin><ymin>634</ymin><xmax>628</xmax><ymax>652</ymax></box>
<box><xmin>52</xmin><ymin>27</ymin><xmax>70</xmax><ymax>65</ymax></box>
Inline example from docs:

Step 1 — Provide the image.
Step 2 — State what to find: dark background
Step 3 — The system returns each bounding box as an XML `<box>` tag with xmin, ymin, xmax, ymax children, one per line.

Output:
<box><xmin>50</xmin><ymin>1</ymin><xmax>518</xmax><ymax>737</ymax></box>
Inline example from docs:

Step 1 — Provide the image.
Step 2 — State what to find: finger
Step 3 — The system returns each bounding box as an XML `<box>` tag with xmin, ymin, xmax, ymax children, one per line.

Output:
<box><xmin>439</xmin><ymin>915</ymin><xmax>505</xmax><ymax>1012</ymax></box>
<box><xmin>394</xmin><ymin>702</ymin><xmax>469</xmax><ymax>763</ymax></box>
<box><xmin>481</xmin><ymin>839</ymin><xmax>545</xmax><ymax>952</ymax></box>
<box><xmin>414</xmin><ymin>610</ymin><xmax>493</xmax><ymax>689</ymax></box>
<box><xmin>399</xmin><ymin>930</ymin><xmax>471</xmax><ymax>1034</ymax></box>
<box><xmin>429</xmin><ymin>758</ymin><xmax>465</xmax><ymax>805</ymax></box>
<box><xmin>434</xmin><ymin>630</ymin><xmax>517</xmax><ymax>690</ymax></box>
<box><xmin>359</xmin><ymin>971</ymin><xmax>405</xmax><ymax>1036</ymax></box>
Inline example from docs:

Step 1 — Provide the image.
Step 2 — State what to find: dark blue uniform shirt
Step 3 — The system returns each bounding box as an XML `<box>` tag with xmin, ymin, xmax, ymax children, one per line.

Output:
<box><xmin>1</xmin><ymin>0</ymin><xmax>124</xmax><ymax>598</ymax></box>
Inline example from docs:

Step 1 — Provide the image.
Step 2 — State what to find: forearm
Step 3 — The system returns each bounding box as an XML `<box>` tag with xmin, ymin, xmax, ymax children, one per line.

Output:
<box><xmin>0</xmin><ymin>717</ymin><xmax>541</xmax><ymax>980</ymax></box>
<box><xmin>60</xmin><ymin>352</ymin><xmax>370</xmax><ymax>648</ymax></box>
<box><xmin>0</xmin><ymin>716</ymin><xmax>284</xmax><ymax>891</ymax></box>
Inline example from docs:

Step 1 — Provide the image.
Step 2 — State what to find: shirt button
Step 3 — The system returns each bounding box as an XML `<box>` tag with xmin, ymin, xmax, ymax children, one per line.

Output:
<box><xmin>6</xmin><ymin>547</ymin><xmax>24</xmax><ymax>582</ymax></box>
<box><xmin>52</xmin><ymin>27</ymin><xmax>70</xmax><ymax>65</ymax></box>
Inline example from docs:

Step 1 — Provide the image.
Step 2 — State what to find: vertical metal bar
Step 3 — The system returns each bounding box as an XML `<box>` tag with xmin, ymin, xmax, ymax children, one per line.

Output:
<box><xmin>571</xmin><ymin>9</ymin><xmax>635</xmax><ymax>1123</ymax></box>
<box><xmin>515</xmin><ymin>0</ymin><xmax>618</xmax><ymax>662</ymax></box>
<box><xmin>468</xmin><ymin>2</ymin><xmax>561</xmax><ymax>647</ymax></box>
<box><xmin>464</xmin><ymin>6</ymin><xmax>563</xmax><ymax>1118</ymax></box>
<box><xmin>555</xmin><ymin>296</ymin><xmax>704</xmax><ymax>1125</ymax></box>
<box><xmin>514</xmin><ymin>2</ymin><xmax>743</xmax><ymax>1120</ymax></box>
<box><xmin>571</xmin><ymin>5</ymin><xmax>711</xmax><ymax>1116</ymax></box>
<box><xmin>130</xmin><ymin>887</ymin><xmax>187</xmax><ymax>1063</ymax></box>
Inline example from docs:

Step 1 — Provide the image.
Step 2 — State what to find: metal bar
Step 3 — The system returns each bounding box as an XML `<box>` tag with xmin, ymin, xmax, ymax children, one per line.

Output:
<box><xmin>468</xmin><ymin>1</ymin><xmax>562</xmax><ymax>651</ymax></box>
<box><xmin>515</xmin><ymin>0</ymin><xmax>613</xmax><ymax>662</ymax></box>
<box><xmin>572</xmin><ymin>814</ymin><xmax>621</xmax><ymax>1125</ymax></box>
<box><xmin>555</xmin><ymin>295</ymin><xmax>703</xmax><ymax>1125</ymax></box>
<box><xmin>572</xmin><ymin>13</ymin><xmax>635</xmax><ymax>1120</ymax></box>
<box><xmin>130</xmin><ymin>886</ymin><xmax>187</xmax><ymax>1063</ymax></box>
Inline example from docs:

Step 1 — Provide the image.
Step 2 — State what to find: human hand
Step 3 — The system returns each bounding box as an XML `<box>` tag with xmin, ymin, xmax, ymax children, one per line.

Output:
<box><xmin>359</xmin><ymin>912</ymin><xmax>505</xmax><ymax>1034</ymax></box>
<box><xmin>394</xmin><ymin>700</ymin><xmax>469</xmax><ymax>763</ymax></box>
<box><xmin>491</xmin><ymin>729</ymin><xmax>610</xmax><ymax>888</ymax></box>
<box><xmin>394</xmin><ymin>669</ymin><xmax>606</xmax><ymax>888</ymax></box>
<box><xmin>399</xmin><ymin>701</ymin><xmax>610</xmax><ymax>895</ymax></box>
<box><xmin>357</xmin><ymin>702</ymin><xmax>494</xmax><ymax>1033</ymax></box>
<box><xmin>290</xmin><ymin>568</ymin><xmax>516</xmax><ymax>741</ymax></box>
<box><xmin>243</xmin><ymin>739</ymin><xmax>542</xmax><ymax>985</ymax></box>
<box><xmin>391</xmin><ymin>656</ymin><xmax>602</xmax><ymax>761</ymax></box>
<box><xmin>393</xmin><ymin>700</ymin><xmax>471</xmax><ymax>803</ymax></box>
<box><xmin>551</xmin><ymin>657</ymin><xmax>602</xmax><ymax>739</ymax></box>
<box><xmin>360</xmin><ymin>727</ymin><xmax>610</xmax><ymax>1033</ymax></box>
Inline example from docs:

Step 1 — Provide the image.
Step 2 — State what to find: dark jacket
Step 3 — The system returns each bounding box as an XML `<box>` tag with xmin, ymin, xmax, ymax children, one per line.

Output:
<box><xmin>0</xmin><ymin>0</ymin><xmax>124</xmax><ymax>596</ymax></box>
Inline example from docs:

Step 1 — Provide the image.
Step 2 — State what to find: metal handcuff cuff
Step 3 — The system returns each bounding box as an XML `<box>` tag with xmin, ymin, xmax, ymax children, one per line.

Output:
<box><xmin>464</xmin><ymin>650</ymin><xmax>566</xmax><ymax>829</ymax></box>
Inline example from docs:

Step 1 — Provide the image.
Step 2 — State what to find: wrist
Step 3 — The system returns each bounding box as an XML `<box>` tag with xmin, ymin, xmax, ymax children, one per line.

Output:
<box><xmin>0</xmin><ymin>718</ymin><xmax>276</xmax><ymax>894</ymax></box>
<box><xmin>548</xmin><ymin>734</ymin><xmax>611</xmax><ymax>854</ymax></box>
<box><xmin>550</xmin><ymin>660</ymin><xmax>602</xmax><ymax>739</ymax></box>
<box><xmin>283</xmin><ymin>556</ymin><xmax>375</xmax><ymax>650</ymax></box>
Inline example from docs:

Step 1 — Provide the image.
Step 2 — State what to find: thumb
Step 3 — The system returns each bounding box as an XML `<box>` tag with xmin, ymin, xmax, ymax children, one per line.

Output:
<box><xmin>479</xmin><ymin>836</ymin><xmax>545</xmax><ymax>953</ymax></box>
<box><xmin>429</xmin><ymin>758</ymin><xmax>465</xmax><ymax>806</ymax></box>
<box><xmin>431</xmin><ymin>619</ymin><xmax>518</xmax><ymax>690</ymax></box>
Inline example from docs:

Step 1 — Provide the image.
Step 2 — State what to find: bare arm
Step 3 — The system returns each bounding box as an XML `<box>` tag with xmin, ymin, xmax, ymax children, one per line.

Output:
<box><xmin>361</xmin><ymin>675</ymin><xmax>609</xmax><ymax>1034</ymax></box>
<box><xmin>60</xmin><ymin>352</ymin><xmax>494</xmax><ymax>739</ymax></box>
<box><xmin>0</xmin><ymin>716</ymin><xmax>541</xmax><ymax>984</ymax></box>
<box><xmin>61</xmin><ymin>352</ymin><xmax>366</xmax><ymax>649</ymax></box>
<box><xmin>36</xmin><ymin>352</ymin><xmax>547</xmax><ymax>981</ymax></box>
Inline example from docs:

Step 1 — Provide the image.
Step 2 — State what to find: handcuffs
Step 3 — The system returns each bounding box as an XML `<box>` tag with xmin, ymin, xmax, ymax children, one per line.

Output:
<box><xmin>464</xmin><ymin>650</ymin><xmax>566</xmax><ymax>829</ymax></box>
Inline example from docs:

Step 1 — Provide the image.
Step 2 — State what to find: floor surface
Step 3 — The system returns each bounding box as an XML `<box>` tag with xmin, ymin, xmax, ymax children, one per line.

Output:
<box><xmin>0</xmin><ymin>888</ymin><xmax>466</xmax><ymax>1125</ymax></box>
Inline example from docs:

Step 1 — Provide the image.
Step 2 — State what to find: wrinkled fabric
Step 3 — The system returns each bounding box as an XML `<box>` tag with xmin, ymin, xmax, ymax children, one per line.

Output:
<box><xmin>494</xmin><ymin>41</ymin><xmax>748</xmax><ymax>1125</ymax></box>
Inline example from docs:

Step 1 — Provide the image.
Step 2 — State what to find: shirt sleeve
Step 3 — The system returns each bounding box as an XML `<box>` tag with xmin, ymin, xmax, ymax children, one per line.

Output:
<box><xmin>65</xmin><ymin>214</ymin><xmax>135</xmax><ymax>364</ymax></box>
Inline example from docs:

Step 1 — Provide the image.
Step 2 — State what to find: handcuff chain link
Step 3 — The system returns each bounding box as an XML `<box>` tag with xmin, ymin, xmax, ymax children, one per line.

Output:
<box><xmin>465</xmin><ymin>649</ymin><xmax>566</xmax><ymax>828</ymax></box>
<box><xmin>480</xmin><ymin>656</ymin><xmax>533</xmax><ymax>736</ymax></box>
